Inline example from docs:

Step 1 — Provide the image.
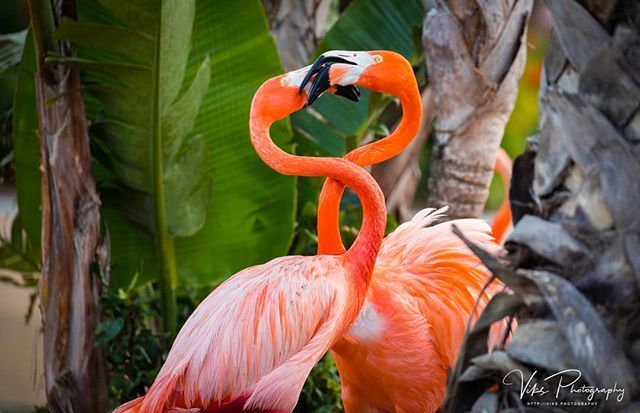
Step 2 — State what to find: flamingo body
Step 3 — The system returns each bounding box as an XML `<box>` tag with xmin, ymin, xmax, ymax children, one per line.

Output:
<box><xmin>115</xmin><ymin>255</ymin><xmax>355</xmax><ymax>413</ymax></box>
<box><xmin>332</xmin><ymin>209</ymin><xmax>501</xmax><ymax>413</ymax></box>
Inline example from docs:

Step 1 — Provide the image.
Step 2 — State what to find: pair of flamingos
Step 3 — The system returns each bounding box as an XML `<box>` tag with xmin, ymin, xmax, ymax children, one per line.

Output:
<box><xmin>116</xmin><ymin>50</ymin><xmax>511</xmax><ymax>413</ymax></box>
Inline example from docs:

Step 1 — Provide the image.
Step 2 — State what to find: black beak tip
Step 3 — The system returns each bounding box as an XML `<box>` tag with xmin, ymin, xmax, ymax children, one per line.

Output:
<box><xmin>299</xmin><ymin>54</ymin><xmax>357</xmax><ymax>97</ymax></box>
<box><xmin>299</xmin><ymin>54</ymin><xmax>328</xmax><ymax>95</ymax></box>
<box><xmin>335</xmin><ymin>85</ymin><xmax>360</xmax><ymax>103</ymax></box>
<box><xmin>307</xmin><ymin>64</ymin><xmax>332</xmax><ymax>106</ymax></box>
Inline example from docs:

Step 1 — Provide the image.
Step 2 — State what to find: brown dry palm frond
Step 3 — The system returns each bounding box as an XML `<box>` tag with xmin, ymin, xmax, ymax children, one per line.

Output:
<box><xmin>445</xmin><ymin>0</ymin><xmax>640</xmax><ymax>412</ymax></box>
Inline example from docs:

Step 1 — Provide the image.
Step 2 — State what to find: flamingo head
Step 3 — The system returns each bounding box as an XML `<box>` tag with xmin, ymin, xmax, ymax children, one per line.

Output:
<box><xmin>299</xmin><ymin>50</ymin><xmax>414</xmax><ymax>105</ymax></box>
<box><xmin>253</xmin><ymin>66</ymin><xmax>321</xmax><ymax>121</ymax></box>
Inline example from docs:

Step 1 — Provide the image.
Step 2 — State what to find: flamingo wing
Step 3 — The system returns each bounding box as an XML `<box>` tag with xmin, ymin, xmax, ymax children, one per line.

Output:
<box><xmin>117</xmin><ymin>255</ymin><xmax>348</xmax><ymax>413</ymax></box>
<box><xmin>377</xmin><ymin>207</ymin><xmax>500</xmax><ymax>308</ymax></box>
<box><xmin>375</xmin><ymin>207</ymin><xmax>504</xmax><ymax>362</ymax></box>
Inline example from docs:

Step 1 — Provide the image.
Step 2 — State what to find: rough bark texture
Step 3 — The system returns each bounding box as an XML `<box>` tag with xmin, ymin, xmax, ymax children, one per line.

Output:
<box><xmin>445</xmin><ymin>1</ymin><xmax>640</xmax><ymax>411</ymax></box>
<box><xmin>262</xmin><ymin>0</ymin><xmax>332</xmax><ymax>70</ymax></box>
<box><xmin>423</xmin><ymin>0</ymin><xmax>533</xmax><ymax>218</ymax></box>
<box><xmin>371</xmin><ymin>88</ymin><xmax>434</xmax><ymax>221</ymax></box>
<box><xmin>29</xmin><ymin>0</ymin><xmax>106</xmax><ymax>411</ymax></box>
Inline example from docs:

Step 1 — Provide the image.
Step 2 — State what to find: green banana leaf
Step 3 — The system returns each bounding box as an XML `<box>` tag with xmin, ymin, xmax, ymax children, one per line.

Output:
<box><xmin>0</xmin><ymin>216</ymin><xmax>40</xmax><ymax>277</ymax></box>
<box><xmin>292</xmin><ymin>0</ymin><xmax>424</xmax><ymax>154</ymax></box>
<box><xmin>12</xmin><ymin>30</ymin><xmax>41</xmax><ymax>256</ymax></box>
<box><xmin>55</xmin><ymin>0</ymin><xmax>295</xmax><ymax>301</ymax></box>
<box><xmin>2</xmin><ymin>30</ymin><xmax>40</xmax><ymax>281</ymax></box>
<box><xmin>315</xmin><ymin>0</ymin><xmax>423</xmax><ymax>58</ymax></box>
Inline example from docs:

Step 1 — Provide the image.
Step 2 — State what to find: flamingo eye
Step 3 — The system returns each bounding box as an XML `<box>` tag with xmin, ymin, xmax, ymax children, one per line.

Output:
<box><xmin>281</xmin><ymin>78</ymin><xmax>291</xmax><ymax>87</ymax></box>
<box><xmin>374</xmin><ymin>55</ymin><xmax>383</xmax><ymax>63</ymax></box>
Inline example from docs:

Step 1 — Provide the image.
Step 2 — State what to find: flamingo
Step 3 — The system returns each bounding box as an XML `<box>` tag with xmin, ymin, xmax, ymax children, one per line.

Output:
<box><xmin>113</xmin><ymin>66</ymin><xmax>387</xmax><ymax>413</ymax></box>
<box><xmin>302</xmin><ymin>51</ymin><xmax>513</xmax><ymax>250</ymax></box>
<box><xmin>300</xmin><ymin>50</ymin><xmax>507</xmax><ymax>412</ymax></box>
<box><xmin>491</xmin><ymin>147</ymin><xmax>513</xmax><ymax>244</ymax></box>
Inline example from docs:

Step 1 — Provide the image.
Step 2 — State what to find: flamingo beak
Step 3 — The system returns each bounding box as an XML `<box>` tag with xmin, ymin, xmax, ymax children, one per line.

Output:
<box><xmin>299</xmin><ymin>55</ymin><xmax>361</xmax><ymax>105</ymax></box>
<box><xmin>334</xmin><ymin>84</ymin><xmax>361</xmax><ymax>102</ymax></box>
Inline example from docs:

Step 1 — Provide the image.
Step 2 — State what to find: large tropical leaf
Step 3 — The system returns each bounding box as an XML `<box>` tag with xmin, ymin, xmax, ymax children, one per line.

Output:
<box><xmin>315</xmin><ymin>0</ymin><xmax>423</xmax><ymax>59</ymax></box>
<box><xmin>12</xmin><ymin>30</ymin><xmax>41</xmax><ymax>255</ymax></box>
<box><xmin>55</xmin><ymin>0</ymin><xmax>295</xmax><ymax>297</ymax></box>
<box><xmin>2</xmin><ymin>31</ymin><xmax>40</xmax><ymax>328</ymax></box>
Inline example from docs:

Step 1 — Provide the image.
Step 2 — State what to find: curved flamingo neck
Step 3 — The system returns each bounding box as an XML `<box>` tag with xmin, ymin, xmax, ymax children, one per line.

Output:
<box><xmin>249</xmin><ymin>86</ymin><xmax>386</xmax><ymax>285</ymax></box>
<box><xmin>317</xmin><ymin>82</ymin><xmax>422</xmax><ymax>255</ymax></box>
<box><xmin>491</xmin><ymin>148</ymin><xmax>513</xmax><ymax>244</ymax></box>
<box><xmin>346</xmin><ymin>82</ymin><xmax>422</xmax><ymax>165</ymax></box>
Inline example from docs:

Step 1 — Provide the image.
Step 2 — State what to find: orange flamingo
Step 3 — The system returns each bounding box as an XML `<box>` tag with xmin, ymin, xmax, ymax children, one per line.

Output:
<box><xmin>301</xmin><ymin>51</ymin><xmax>506</xmax><ymax>412</ymax></box>
<box><xmin>303</xmin><ymin>51</ymin><xmax>513</xmax><ymax>250</ymax></box>
<box><xmin>114</xmin><ymin>67</ymin><xmax>387</xmax><ymax>413</ymax></box>
<box><xmin>491</xmin><ymin>147</ymin><xmax>513</xmax><ymax>244</ymax></box>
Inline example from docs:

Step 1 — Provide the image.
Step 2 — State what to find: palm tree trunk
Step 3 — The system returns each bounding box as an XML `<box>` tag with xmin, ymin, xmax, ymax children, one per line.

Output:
<box><xmin>28</xmin><ymin>0</ymin><xmax>106</xmax><ymax>411</ymax></box>
<box><xmin>445</xmin><ymin>1</ymin><xmax>640</xmax><ymax>411</ymax></box>
<box><xmin>423</xmin><ymin>0</ymin><xmax>533</xmax><ymax>218</ymax></box>
<box><xmin>262</xmin><ymin>0</ymin><xmax>333</xmax><ymax>70</ymax></box>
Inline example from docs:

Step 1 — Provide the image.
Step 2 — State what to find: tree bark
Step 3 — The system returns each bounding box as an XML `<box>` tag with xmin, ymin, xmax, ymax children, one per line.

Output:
<box><xmin>444</xmin><ymin>0</ymin><xmax>640</xmax><ymax>411</ymax></box>
<box><xmin>423</xmin><ymin>0</ymin><xmax>533</xmax><ymax>218</ymax></box>
<box><xmin>262</xmin><ymin>0</ymin><xmax>332</xmax><ymax>70</ymax></box>
<box><xmin>28</xmin><ymin>0</ymin><xmax>106</xmax><ymax>411</ymax></box>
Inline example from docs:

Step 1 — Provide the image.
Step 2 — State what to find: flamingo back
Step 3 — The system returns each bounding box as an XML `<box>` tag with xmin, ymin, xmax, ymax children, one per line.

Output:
<box><xmin>114</xmin><ymin>255</ymin><xmax>350</xmax><ymax>413</ymax></box>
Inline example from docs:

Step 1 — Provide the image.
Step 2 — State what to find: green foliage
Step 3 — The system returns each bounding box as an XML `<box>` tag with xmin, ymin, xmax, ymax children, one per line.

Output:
<box><xmin>0</xmin><ymin>217</ymin><xmax>39</xmax><ymax>275</ymax></box>
<box><xmin>98</xmin><ymin>270</ymin><xmax>215</xmax><ymax>409</ymax></box>
<box><xmin>501</xmin><ymin>31</ymin><xmax>548</xmax><ymax>158</ymax></box>
<box><xmin>54</xmin><ymin>0</ymin><xmax>212</xmax><ymax>335</ymax></box>
<box><xmin>0</xmin><ymin>30</ymin><xmax>41</xmax><ymax>322</ymax></box>
<box><xmin>52</xmin><ymin>0</ymin><xmax>296</xmax><ymax>335</ymax></box>
<box><xmin>179</xmin><ymin>0</ymin><xmax>295</xmax><ymax>285</ymax></box>
<box><xmin>314</xmin><ymin>0</ymin><xmax>423</xmax><ymax>61</ymax></box>
<box><xmin>57</xmin><ymin>0</ymin><xmax>297</xmax><ymax>286</ymax></box>
<box><xmin>12</xmin><ymin>30</ymin><xmax>41</xmax><ymax>253</ymax></box>
<box><xmin>97</xmin><ymin>277</ymin><xmax>165</xmax><ymax>407</ymax></box>
<box><xmin>0</xmin><ymin>1</ymin><xmax>28</xmax><ymax>34</ymax></box>
<box><xmin>295</xmin><ymin>354</ymin><xmax>343</xmax><ymax>413</ymax></box>
<box><xmin>0</xmin><ymin>216</ymin><xmax>40</xmax><ymax>323</ymax></box>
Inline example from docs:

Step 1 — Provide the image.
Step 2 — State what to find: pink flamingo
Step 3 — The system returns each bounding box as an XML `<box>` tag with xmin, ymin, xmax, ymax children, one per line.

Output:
<box><xmin>301</xmin><ymin>50</ymin><xmax>506</xmax><ymax>412</ymax></box>
<box><xmin>114</xmin><ymin>67</ymin><xmax>386</xmax><ymax>413</ymax></box>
